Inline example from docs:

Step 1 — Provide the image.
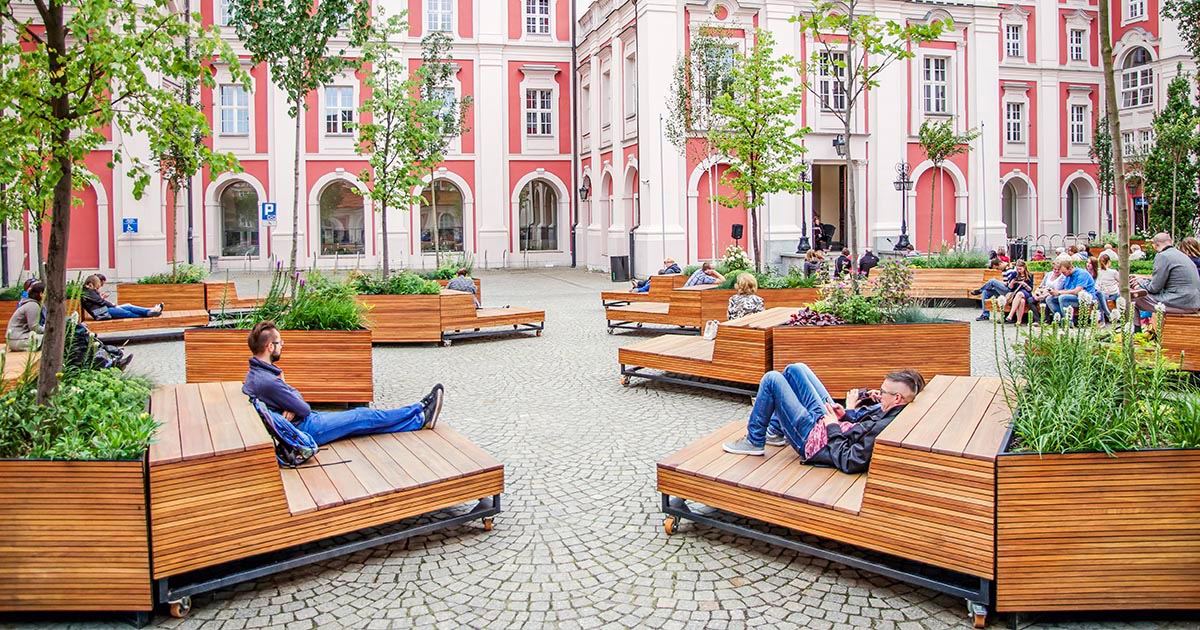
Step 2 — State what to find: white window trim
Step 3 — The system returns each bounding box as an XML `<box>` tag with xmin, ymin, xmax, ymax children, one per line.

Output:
<box><xmin>1069</xmin><ymin>104</ymin><xmax>1087</xmax><ymax>145</ymax></box>
<box><xmin>218</xmin><ymin>84</ymin><xmax>250</xmax><ymax>136</ymax></box>
<box><xmin>818</xmin><ymin>50</ymin><xmax>848</xmax><ymax>113</ymax></box>
<box><xmin>623</xmin><ymin>50</ymin><xmax>637</xmax><ymax>120</ymax></box>
<box><xmin>216</xmin><ymin>0</ymin><xmax>232</xmax><ymax>26</ymax></box>
<box><xmin>1064</xmin><ymin>11</ymin><xmax>1094</xmax><ymax>67</ymax></box>
<box><xmin>323</xmin><ymin>85</ymin><xmax>355</xmax><ymax>136</ymax></box>
<box><xmin>1005</xmin><ymin>102</ymin><xmax>1025</xmax><ymax>144</ymax></box>
<box><xmin>1000</xmin><ymin>5</ymin><xmax>1031</xmax><ymax>64</ymax></box>
<box><xmin>425</xmin><ymin>0</ymin><xmax>454</xmax><ymax>35</ymax></box>
<box><xmin>519</xmin><ymin>64</ymin><xmax>560</xmax><ymax>155</ymax></box>
<box><xmin>1001</xmin><ymin>82</ymin><xmax>1031</xmax><ymax>158</ymax></box>
<box><xmin>1065</xmin><ymin>86</ymin><xmax>1094</xmax><ymax>155</ymax></box>
<box><xmin>1004</xmin><ymin>24</ymin><xmax>1024</xmax><ymax>59</ymax></box>
<box><xmin>316</xmin><ymin>70</ymin><xmax>361</xmax><ymax>155</ymax></box>
<box><xmin>523</xmin><ymin>0</ymin><xmax>552</xmax><ymax>37</ymax></box>
<box><xmin>921</xmin><ymin>56</ymin><xmax>951</xmax><ymax>117</ymax></box>
<box><xmin>579</xmin><ymin>76</ymin><xmax>592</xmax><ymax>150</ymax></box>
<box><xmin>1120</xmin><ymin>49</ymin><xmax>1155</xmax><ymax>110</ymax></box>
<box><xmin>1123</xmin><ymin>0</ymin><xmax>1147</xmax><ymax>25</ymax></box>
<box><xmin>599</xmin><ymin>60</ymin><xmax>612</xmax><ymax>140</ymax></box>
<box><xmin>211</xmin><ymin>67</ymin><xmax>254</xmax><ymax>154</ymax></box>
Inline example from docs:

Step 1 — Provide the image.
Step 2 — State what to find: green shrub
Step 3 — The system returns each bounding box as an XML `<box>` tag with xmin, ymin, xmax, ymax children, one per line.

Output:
<box><xmin>137</xmin><ymin>262</ymin><xmax>208</xmax><ymax>284</ymax></box>
<box><xmin>906</xmin><ymin>251</ymin><xmax>990</xmax><ymax>269</ymax></box>
<box><xmin>350</xmin><ymin>272</ymin><xmax>441</xmax><ymax>295</ymax></box>
<box><xmin>718</xmin><ymin>269</ymin><xmax>823</xmax><ymax>290</ymax></box>
<box><xmin>1026</xmin><ymin>259</ymin><xmax>1087</xmax><ymax>273</ymax></box>
<box><xmin>0</xmin><ymin>368</ymin><xmax>156</xmax><ymax>460</ymax></box>
<box><xmin>0</xmin><ymin>285</ymin><xmax>21</xmax><ymax>301</ymax></box>
<box><xmin>237</xmin><ymin>268</ymin><xmax>366</xmax><ymax>331</ymax></box>
<box><xmin>1130</xmin><ymin>259</ymin><xmax>1155</xmax><ymax>275</ymax></box>
<box><xmin>420</xmin><ymin>254</ymin><xmax>474</xmax><ymax>280</ymax></box>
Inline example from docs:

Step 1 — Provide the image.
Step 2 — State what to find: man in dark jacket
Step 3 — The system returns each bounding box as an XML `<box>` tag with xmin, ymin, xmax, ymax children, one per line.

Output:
<box><xmin>858</xmin><ymin>248</ymin><xmax>880</xmax><ymax>277</ymax></box>
<box><xmin>723</xmin><ymin>364</ymin><xmax>923</xmax><ymax>475</ymax></box>
<box><xmin>242</xmin><ymin>321</ymin><xmax>443</xmax><ymax>446</ymax></box>
<box><xmin>834</xmin><ymin>248</ymin><xmax>852</xmax><ymax>277</ymax></box>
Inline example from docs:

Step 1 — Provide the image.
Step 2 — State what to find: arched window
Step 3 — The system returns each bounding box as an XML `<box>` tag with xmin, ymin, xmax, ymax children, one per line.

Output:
<box><xmin>319</xmin><ymin>180</ymin><xmax>365</xmax><ymax>255</ymax></box>
<box><xmin>420</xmin><ymin>179</ymin><xmax>464</xmax><ymax>253</ymax></box>
<box><xmin>220</xmin><ymin>181</ymin><xmax>259</xmax><ymax>256</ymax></box>
<box><xmin>518</xmin><ymin>180</ymin><xmax>558</xmax><ymax>251</ymax></box>
<box><xmin>1066</xmin><ymin>183</ymin><xmax>1080</xmax><ymax>235</ymax></box>
<box><xmin>1121</xmin><ymin>47</ymin><xmax>1154</xmax><ymax>109</ymax></box>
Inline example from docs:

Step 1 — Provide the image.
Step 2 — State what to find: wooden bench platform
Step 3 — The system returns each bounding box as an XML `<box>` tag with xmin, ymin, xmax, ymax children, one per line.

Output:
<box><xmin>438</xmin><ymin>290</ymin><xmax>544</xmax><ymax>345</ymax></box>
<box><xmin>658</xmin><ymin>375</ymin><xmax>1010</xmax><ymax>627</ymax></box>
<box><xmin>605</xmin><ymin>285</ymin><xmax>721</xmax><ymax>334</ymax></box>
<box><xmin>619</xmin><ymin>308</ymin><xmax>795</xmax><ymax>395</ymax></box>
<box><xmin>1161</xmin><ymin>313</ymin><xmax>1200</xmax><ymax>371</ymax></box>
<box><xmin>204</xmin><ymin>281</ymin><xmax>266</xmax><ymax>311</ymax></box>
<box><xmin>147</xmin><ymin>382</ymin><xmax>504</xmax><ymax>609</ymax></box>
<box><xmin>84</xmin><ymin>309</ymin><xmax>211</xmax><ymax>335</ymax></box>
<box><xmin>2</xmin><ymin>351</ymin><xmax>39</xmax><ymax>389</ymax></box>
<box><xmin>910</xmin><ymin>268</ymin><xmax>996</xmax><ymax>301</ymax></box>
<box><xmin>601</xmin><ymin>274</ymin><xmax>687</xmax><ymax>306</ymax></box>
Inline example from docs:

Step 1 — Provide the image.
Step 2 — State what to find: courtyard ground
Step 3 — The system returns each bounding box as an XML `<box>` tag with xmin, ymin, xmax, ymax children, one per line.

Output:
<box><xmin>4</xmin><ymin>268</ymin><xmax>1197</xmax><ymax>630</ymax></box>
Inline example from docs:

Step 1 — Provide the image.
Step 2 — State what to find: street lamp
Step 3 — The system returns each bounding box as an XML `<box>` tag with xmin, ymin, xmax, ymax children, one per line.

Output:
<box><xmin>832</xmin><ymin>134</ymin><xmax>846</xmax><ymax>158</ymax></box>
<box><xmin>578</xmin><ymin>180</ymin><xmax>591</xmax><ymax>201</ymax></box>
<box><xmin>893</xmin><ymin>161</ymin><xmax>914</xmax><ymax>251</ymax></box>
<box><xmin>797</xmin><ymin>153</ymin><xmax>812</xmax><ymax>252</ymax></box>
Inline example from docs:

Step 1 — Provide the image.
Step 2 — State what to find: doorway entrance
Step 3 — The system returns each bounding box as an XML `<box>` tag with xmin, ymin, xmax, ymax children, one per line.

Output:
<box><xmin>811</xmin><ymin>164</ymin><xmax>846</xmax><ymax>250</ymax></box>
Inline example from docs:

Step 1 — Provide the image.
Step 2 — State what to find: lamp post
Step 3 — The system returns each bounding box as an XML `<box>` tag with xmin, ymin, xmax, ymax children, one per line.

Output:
<box><xmin>832</xmin><ymin>134</ymin><xmax>846</xmax><ymax>158</ymax></box>
<box><xmin>578</xmin><ymin>181</ymin><xmax>591</xmax><ymax>201</ymax></box>
<box><xmin>797</xmin><ymin>154</ymin><xmax>812</xmax><ymax>253</ymax></box>
<box><xmin>893</xmin><ymin>162</ymin><xmax>913</xmax><ymax>251</ymax></box>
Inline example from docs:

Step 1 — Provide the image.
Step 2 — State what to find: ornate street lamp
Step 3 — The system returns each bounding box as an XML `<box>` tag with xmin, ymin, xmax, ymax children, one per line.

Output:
<box><xmin>893</xmin><ymin>161</ymin><xmax>914</xmax><ymax>251</ymax></box>
<box><xmin>832</xmin><ymin>134</ymin><xmax>846</xmax><ymax>158</ymax></box>
<box><xmin>578</xmin><ymin>180</ymin><xmax>591</xmax><ymax>201</ymax></box>
<box><xmin>797</xmin><ymin>153</ymin><xmax>812</xmax><ymax>253</ymax></box>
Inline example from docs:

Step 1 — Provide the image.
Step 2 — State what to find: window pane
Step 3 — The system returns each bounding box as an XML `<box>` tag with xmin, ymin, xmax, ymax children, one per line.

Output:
<box><xmin>220</xmin><ymin>181</ymin><xmax>259</xmax><ymax>256</ymax></box>
<box><xmin>519</xmin><ymin>180</ymin><xmax>558</xmax><ymax>251</ymax></box>
<box><xmin>320</xmin><ymin>181</ymin><xmax>365</xmax><ymax>255</ymax></box>
<box><xmin>420</xmin><ymin>180</ymin><xmax>464</xmax><ymax>253</ymax></box>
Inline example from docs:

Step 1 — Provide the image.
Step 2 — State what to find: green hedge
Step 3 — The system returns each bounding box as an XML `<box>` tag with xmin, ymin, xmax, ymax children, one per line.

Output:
<box><xmin>137</xmin><ymin>262</ymin><xmax>208</xmax><ymax>284</ymax></box>
<box><xmin>350</xmin><ymin>272</ymin><xmax>441</xmax><ymax>296</ymax></box>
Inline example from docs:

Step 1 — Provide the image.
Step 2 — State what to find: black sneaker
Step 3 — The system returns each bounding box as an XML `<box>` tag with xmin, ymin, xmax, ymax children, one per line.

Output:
<box><xmin>969</xmin><ymin>289</ymin><xmax>982</xmax><ymax>296</ymax></box>
<box><xmin>115</xmin><ymin>353</ymin><xmax>134</xmax><ymax>371</ymax></box>
<box><xmin>421</xmin><ymin>384</ymin><xmax>444</xmax><ymax>430</ymax></box>
<box><xmin>975</xmin><ymin>312</ymin><xmax>991</xmax><ymax>321</ymax></box>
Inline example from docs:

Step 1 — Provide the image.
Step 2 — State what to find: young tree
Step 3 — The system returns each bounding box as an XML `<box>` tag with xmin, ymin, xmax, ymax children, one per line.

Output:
<box><xmin>917</xmin><ymin>120</ymin><xmax>979</xmax><ymax>257</ymax></box>
<box><xmin>356</xmin><ymin>11</ymin><xmax>442</xmax><ymax>275</ymax></box>
<box><xmin>706</xmin><ymin>28</ymin><xmax>807</xmax><ymax>272</ymax></box>
<box><xmin>1143</xmin><ymin>69</ymin><xmax>1199</xmax><ymax>236</ymax></box>
<box><xmin>0</xmin><ymin>0</ymin><xmax>239</xmax><ymax>403</ymax></box>
<box><xmin>227</xmin><ymin>0</ymin><xmax>371</xmax><ymax>270</ymax></box>
<box><xmin>412</xmin><ymin>32</ymin><xmax>471</xmax><ymax>261</ymax></box>
<box><xmin>793</xmin><ymin>3</ymin><xmax>949</xmax><ymax>266</ymax></box>
<box><xmin>665</xmin><ymin>26</ymin><xmax>733</xmax><ymax>260</ymax></box>
<box><xmin>1089</xmin><ymin>109</ymin><xmax>1115</xmax><ymax>232</ymax></box>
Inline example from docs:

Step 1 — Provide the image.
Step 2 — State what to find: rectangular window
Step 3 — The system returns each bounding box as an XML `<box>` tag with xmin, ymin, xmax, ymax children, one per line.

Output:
<box><xmin>525</xmin><ymin>89</ymin><xmax>553</xmax><ymax>136</ymax></box>
<box><xmin>818</xmin><ymin>51</ymin><xmax>847</xmax><ymax>112</ymax></box>
<box><xmin>1140</xmin><ymin>129</ymin><xmax>1154</xmax><ymax>154</ymax></box>
<box><xmin>1128</xmin><ymin>0</ymin><xmax>1145</xmax><ymax>19</ymax></box>
<box><xmin>1005</xmin><ymin>102</ymin><xmax>1024</xmax><ymax>143</ymax></box>
<box><xmin>217</xmin><ymin>0</ymin><xmax>233</xmax><ymax>26</ymax></box>
<box><xmin>580</xmin><ymin>84</ymin><xmax>591</xmax><ymax>136</ymax></box>
<box><xmin>525</xmin><ymin>0</ymin><xmax>550</xmax><ymax>35</ymax></box>
<box><xmin>1069</xmin><ymin>29</ymin><xmax>1085</xmax><ymax>62</ymax></box>
<box><xmin>426</xmin><ymin>0</ymin><xmax>453</xmax><ymax>33</ymax></box>
<box><xmin>324</xmin><ymin>86</ymin><xmax>355</xmax><ymax>135</ymax></box>
<box><xmin>219</xmin><ymin>85</ymin><xmax>249</xmax><ymax>135</ymax></box>
<box><xmin>624</xmin><ymin>54</ymin><xmax>637</xmax><ymax>116</ymax></box>
<box><xmin>1069</xmin><ymin>105</ymin><xmax>1087</xmax><ymax>144</ymax></box>
<box><xmin>698</xmin><ymin>45</ymin><xmax>735</xmax><ymax>115</ymax></box>
<box><xmin>430</xmin><ymin>87</ymin><xmax>457</xmax><ymax>129</ymax></box>
<box><xmin>922</xmin><ymin>57</ymin><xmax>948</xmax><ymax>115</ymax></box>
<box><xmin>1005</xmin><ymin>24</ymin><xmax>1023</xmax><ymax>59</ymax></box>
<box><xmin>1121</xmin><ymin>67</ymin><xmax>1154</xmax><ymax>108</ymax></box>
<box><xmin>601</xmin><ymin>70</ymin><xmax>611</xmax><ymax>128</ymax></box>
<box><xmin>1122</xmin><ymin>131</ymin><xmax>1136</xmax><ymax>154</ymax></box>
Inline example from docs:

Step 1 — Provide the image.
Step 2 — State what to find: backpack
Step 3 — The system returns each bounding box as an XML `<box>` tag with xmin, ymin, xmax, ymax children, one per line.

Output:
<box><xmin>251</xmin><ymin>398</ymin><xmax>319</xmax><ymax>468</ymax></box>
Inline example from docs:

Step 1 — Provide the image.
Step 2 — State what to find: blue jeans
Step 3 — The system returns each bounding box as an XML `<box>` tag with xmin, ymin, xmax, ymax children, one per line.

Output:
<box><xmin>979</xmin><ymin>279</ymin><xmax>1010</xmax><ymax>314</ymax></box>
<box><xmin>295</xmin><ymin>404</ymin><xmax>424</xmax><ymax>446</ymax></box>
<box><xmin>749</xmin><ymin>363</ymin><xmax>830</xmax><ymax>449</ymax></box>
<box><xmin>1047</xmin><ymin>293</ymin><xmax>1079</xmax><ymax>319</ymax></box>
<box><xmin>107</xmin><ymin>304</ymin><xmax>153</xmax><ymax>319</ymax></box>
<box><xmin>633</xmin><ymin>280</ymin><xmax>651</xmax><ymax>293</ymax></box>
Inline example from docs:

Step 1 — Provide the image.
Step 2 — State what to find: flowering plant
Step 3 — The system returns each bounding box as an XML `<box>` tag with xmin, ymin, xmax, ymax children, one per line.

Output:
<box><xmin>720</xmin><ymin>245</ymin><xmax>752</xmax><ymax>271</ymax></box>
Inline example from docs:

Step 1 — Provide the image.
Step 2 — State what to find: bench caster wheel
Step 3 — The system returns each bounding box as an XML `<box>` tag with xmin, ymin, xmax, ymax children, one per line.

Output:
<box><xmin>169</xmin><ymin>597</ymin><xmax>192</xmax><ymax>619</ymax></box>
<box><xmin>620</xmin><ymin>376</ymin><xmax>631</xmax><ymax>386</ymax></box>
<box><xmin>482</xmin><ymin>517</ymin><xmax>494</xmax><ymax>531</ymax></box>
<box><xmin>536</xmin><ymin>330</ymin><xmax>542</xmax><ymax>337</ymax></box>
<box><xmin>663</xmin><ymin>516</ymin><xmax>679</xmax><ymax>535</ymax></box>
<box><xmin>443</xmin><ymin>339</ymin><xmax>452</xmax><ymax>347</ymax></box>
<box><xmin>607</xmin><ymin>328</ymin><xmax>614</xmax><ymax>335</ymax></box>
<box><xmin>636</xmin><ymin>323</ymin><xmax>643</xmax><ymax>328</ymax></box>
<box><xmin>968</xmin><ymin>601</ymin><xmax>987</xmax><ymax>628</ymax></box>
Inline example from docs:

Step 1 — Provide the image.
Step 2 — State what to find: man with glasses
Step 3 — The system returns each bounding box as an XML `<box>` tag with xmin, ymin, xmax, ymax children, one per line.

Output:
<box><xmin>722</xmin><ymin>364</ymin><xmax>924</xmax><ymax>475</ymax></box>
<box><xmin>242</xmin><ymin>321</ymin><xmax>443</xmax><ymax>446</ymax></box>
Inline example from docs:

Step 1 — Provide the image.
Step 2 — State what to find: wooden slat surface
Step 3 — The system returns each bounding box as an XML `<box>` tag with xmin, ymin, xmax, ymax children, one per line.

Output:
<box><xmin>1</xmin><ymin>351</ymin><xmax>39</xmax><ymax>387</ymax></box>
<box><xmin>85</xmin><ymin>310</ymin><xmax>210</xmax><ymax>334</ymax></box>
<box><xmin>185</xmin><ymin>328</ymin><xmax>373</xmax><ymax>403</ymax></box>
<box><xmin>359</xmin><ymin>294</ymin><xmax>442</xmax><ymax>343</ymax></box>
<box><xmin>909</xmin><ymin>268</ymin><xmax>990</xmax><ymax>300</ymax></box>
<box><xmin>205</xmin><ymin>281</ymin><xmax>265</xmax><ymax>311</ymax></box>
<box><xmin>0</xmin><ymin>460</ymin><xmax>152</xmax><ymax>611</ymax></box>
<box><xmin>1161</xmin><ymin>314</ymin><xmax>1200</xmax><ymax>372</ymax></box>
<box><xmin>117</xmin><ymin>283</ymin><xmax>208</xmax><ymax>312</ymax></box>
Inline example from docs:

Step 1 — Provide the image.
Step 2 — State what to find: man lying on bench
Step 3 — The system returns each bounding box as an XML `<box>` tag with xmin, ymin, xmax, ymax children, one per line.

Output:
<box><xmin>242</xmin><ymin>321</ymin><xmax>444</xmax><ymax>445</ymax></box>
<box><xmin>722</xmin><ymin>363</ymin><xmax>924</xmax><ymax>474</ymax></box>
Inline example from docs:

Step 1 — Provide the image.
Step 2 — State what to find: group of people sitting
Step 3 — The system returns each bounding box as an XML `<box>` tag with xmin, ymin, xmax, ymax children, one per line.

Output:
<box><xmin>5</xmin><ymin>277</ymin><xmax>135</xmax><ymax>370</ymax></box>
<box><xmin>972</xmin><ymin>232</ymin><xmax>1200</xmax><ymax>326</ymax></box>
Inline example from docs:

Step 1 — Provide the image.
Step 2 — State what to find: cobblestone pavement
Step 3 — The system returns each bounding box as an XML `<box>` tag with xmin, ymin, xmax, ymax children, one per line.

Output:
<box><xmin>6</xmin><ymin>268</ymin><xmax>1198</xmax><ymax>630</ymax></box>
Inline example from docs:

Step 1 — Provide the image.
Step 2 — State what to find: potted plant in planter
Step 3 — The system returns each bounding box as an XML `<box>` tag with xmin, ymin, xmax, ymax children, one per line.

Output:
<box><xmin>351</xmin><ymin>271</ymin><xmax>444</xmax><ymax>343</ymax></box>
<box><xmin>421</xmin><ymin>254</ymin><xmax>482</xmax><ymax>298</ymax></box>
<box><xmin>771</xmin><ymin>260</ymin><xmax>971</xmax><ymax>394</ymax></box>
<box><xmin>994</xmin><ymin>305</ymin><xmax>1200</xmax><ymax>614</ymax></box>
<box><xmin>122</xmin><ymin>261</ymin><xmax>209</xmax><ymax>312</ymax></box>
<box><xmin>184</xmin><ymin>268</ymin><xmax>372</xmax><ymax>404</ymax></box>
<box><xmin>0</xmin><ymin>364</ymin><xmax>158</xmax><ymax>614</ymax></box>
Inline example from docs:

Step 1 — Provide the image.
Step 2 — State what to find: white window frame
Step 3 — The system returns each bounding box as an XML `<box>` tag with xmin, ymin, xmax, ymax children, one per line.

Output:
<box><xmin>1069</xmin><ymin>30</ymin><xmax>1085</xmax><ymax>62</ymax></box>
<box><xmin>1121</xmin><ymin>50</ymin><xmax>1154</xmax><ymax>109</ymax></box>
<box><xmin>324</xmin><ymin>86</ymin><xmax>355</xmax><ymax>136</ymax></box>
<box><xmin>524</xmin><ymin>0</ymin><xmax>551</xmax><ymax>36</ymax></box>
<box><xmin>818</xmin><ymin>51</ymin><xmax>847</xmax><ymax>112</ymax></box>
<box><xmin>624</xmin><ymin>52</ymin><xmax>637</xmax><ymax>118</ymax></box>
<box><xmin>600</xmin><ymin>67</ymin><xmax>612</xmax><ymax>131</ymax></box>
<box><xmin>217</xmin><ymin>0</ymin><xmax>233</xmax><ymax>26</ymax></box>
<box><xmin>1140</xmin><ymin>129</ymin><xmax>1154</xmax><ymax>154</ymax></box>
<box><xmin>1069</xmin><ymin>104</ymin><xmax>1087</xmax><ymax>145</ymax></box>
<box><xmin>1005</xmin><ymin>24</ymin><xmax>1023</xmax><ymax>59</ymax></box>
<box><xmin>1122</xmin><ymin>131</ymin><xmax>1136</xmax><ymax>155</ymax></box>
<box><xmin>525</xmin><ymin>88</ymin><xmax>553</xmax><ymax>137</ymax></box>
<box><xmin>1005</xmin><ymin>102</ymin><xmax>1024</xmax><ymax>144</ymax></box>
<box><xmin>1127</xmin><ymin>0</ymin><xmax>1146</xmax><ymax>21</ymax></box>
<box><xmin>218</xmin><ymin>84</ymin><xmax>249</xmax><ymax>136</ymax></box>
<box><xmin>519</xmin><ymin>64</ymin><xmax>560</xmax><ymax>154</ymax></box>
<box><xmin>426</xmin><ymin>0</ymin><xmax>453</xmax><ymax>34</ymax></box>
<box><xmin>922</xmin><ymin>56</ymin><xmax>949</xmax><ymax>116</ymax></box>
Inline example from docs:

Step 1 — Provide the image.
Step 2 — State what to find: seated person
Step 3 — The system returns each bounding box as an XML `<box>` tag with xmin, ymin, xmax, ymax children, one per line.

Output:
<box><xmin>1129</xmin><ymin>244</ymin><xmax>1146</xmax><ymax>260</ymax></box>
<box><xmin>994</xmin><ymin>246</ymin><xmax>1011</xmax><ymax>263</ymax></box>
<box><xmin>445</xmin><ymin>267</ymin><xmax>480</xmax><ymax>308</ymax></box>
<box><xmin>858</xmin><ymin>248</ymin><xmax>880</xmax><ymax>277</ymax></box>
<box><xmin>834</xmin><ymin>248</ymin><xmax>851</xmax><ymax>277</ymax></box>
<box><xmin>904</xmin><ymin>244</ymin><xmax>919</xmax><ymax>258</ymax></box>
<box><xmin>1132</xmin><ymin>232</ymin><xmax>1200</xmax><ymax>316</ymax></box>
<box><xmin>1032</xmin><ymin>247</ymin><xmax>1047</xmax><ymax>261</ymax></box>
<box><xmin>81</xmin><ymin>274</ymin><xmax>163</xmax><ymax>320</ymax></box>
<box><xmin>969</xmin><ymin>259</ymin><xmax>1015</xmax><ymax>321</ymax></box>
<box><xmin>722</xmin><ymin>363</ymin><xmax>924</xmax><ymax>475</ymax></box>
<box><xmin>1178</xmin><ymin>236</ymin><xmax>1200</xmax><ymax>278</ymax></box>
<box><xmin>801</xmin><ymin>249</ymin><xmax>823</xmax><ymax>276</ymax></box>
<box><xmin>683</xmin><ymin>262</ymin><xmax>725</xmax><ymax>287</ymax></box>
<box><xmin>1003</xmin><ymin>260</ymin><xmax>1037</xmax><ymax>325</ymax></box>
<box><xmin>1099</xmin><ymin>243</ymin><xmax>1119</xmax><ymax>263</ymax></box>
<box><xmin>242</xmin><ymin>321</ymin><xmax>443</xmax><ymax>446</ymax></box>
<box><xmin>727</xmin><ymin>273</ymin><xmax>765</xmax><ymax>320</ymax></box>
<box><xmin>6</xmin><ymin>281</ymin><xmax>44</xmax><ymax>351</ymax></box>
<box><xmin>1047</xmin><ymin>257</ymin><xmax>1108</xmax><ymax>322</ymax></box>
<box><xmin>631</xmin><ymin>258</ymin><xmax>682</xmax><ymax>293</ymax></box>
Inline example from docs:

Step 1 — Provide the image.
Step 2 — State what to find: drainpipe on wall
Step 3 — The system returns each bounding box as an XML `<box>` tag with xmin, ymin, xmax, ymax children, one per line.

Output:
<box><xmin>627</xmin><ymin>0</ymin><xmax>641</xmax><ymax>277</ymax></box>
<box><xmin>569</xmin><ymin>0</ymin><xmax>580</xmax><ymax>268</ymax></box>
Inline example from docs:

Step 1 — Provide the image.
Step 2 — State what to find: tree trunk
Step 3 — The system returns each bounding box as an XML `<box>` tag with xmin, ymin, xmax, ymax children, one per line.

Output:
<box><xmin>1099</xmin><ymin>0</ymin><xmax>1133</xmax><ymax>387</ymax></box>
<box><xmin>750</xmin><ymin>188</ymin><xmax>762</xmax><ymax>272</ymax></box>
<box><xmin>1171</xmin><ymin>161</ymin><xmax>1178</xmax><ymax>236</ymax></box>
<box><xmin>927</xmin><ymin>164</ymin><xmax>940</xmax><ymax>259</ymax></box>
<box><xmin>430</xmin><ymin>167</ymin><xmax>439</xmax><ymax>263</ymax></box>
<box><xmin>289</xmin><ymin>104</ymin><xmax>302</xmax><ymax>271</ymax></box>
<box><xmin>35</xmin><ymin>220</ymin><xmax>47</xmax><ymax>280</ymax></box>
<box><xmin>380</xmin><ymin>200</ymin><xmax>389</xmax><ymax>276</ymax></box>
<box><xmin>844</xmin><ymin>118</ymin><xmax>858</xmax><ymax>276</ymax></box>
<box><xmin>35</xmin><ymin>0</ymin><xmax>70</xmax><ymax>405</ymax></box>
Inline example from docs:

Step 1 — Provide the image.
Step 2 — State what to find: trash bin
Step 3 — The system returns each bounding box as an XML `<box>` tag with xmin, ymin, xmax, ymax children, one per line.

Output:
<box><xmin>610</xmin><ymin>255</ymin><xmax>630</xmax><ymax>282</ymax></box>
<box><xmin>1008</xmin><ymin>240</ymin><xmax>1029</xmax><ymax>262</ymax></box>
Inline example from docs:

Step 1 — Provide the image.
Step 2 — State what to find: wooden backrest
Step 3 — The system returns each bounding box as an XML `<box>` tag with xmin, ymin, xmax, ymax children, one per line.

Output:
<box><xmin>1161</xmin><ymin>313</ymin><xmax>1200</xmax><ymax>372</ymax></box>
<box><xmin>648</xmin><ymin>274</ymin><xmax>687</xmax><ymax>298</ymax></box>
<box><xmin>876</xmin><ymin>375</ymin><xmax>1010</xmax><ymax>462</ymax></box>
<box><xmin>149</xmin><ymin>382</ymin><xmax>273</xmax><ymax>465</ymax></box>
<box><xmin>118</xmin><ymin>283</ymin><xmax>208</xmax><ymax>312</ymax></box>
<box><xmin>438</xmin><ymin>289</ymin><xmax>479</xmax><ymax>330</ymax></box>
<box><xmin>204</xmin><ymin>281</ymin><xmax>240</xmax><ymax>310</ymax></box>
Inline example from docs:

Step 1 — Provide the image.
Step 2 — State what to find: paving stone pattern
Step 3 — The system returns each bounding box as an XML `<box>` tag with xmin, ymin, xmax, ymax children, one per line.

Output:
<box><xmin>7</xmin><ymin>269</ymin><xmax>1198</xmax><ymax>630</ymax></box>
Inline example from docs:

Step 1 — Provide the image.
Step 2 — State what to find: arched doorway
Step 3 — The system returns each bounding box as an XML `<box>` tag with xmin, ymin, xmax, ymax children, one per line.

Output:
<box><xmin>599</xmin><ymin>173</ymin><xmax>613</xmax><ymax>257</ymax></box>
<box><xmin>695</xmin><ymin>163</ymin><xmax>745</xmax><ymax>260</ymax></box>
<box><xmin>1001</xmin><ymin>176</ymin><xmax>1034</xmax><ymax>239</ymax></box>
<box><xmin>1063</xmin><ymin>177</ymin><xmax>1099</xmax><ymax>237</ymax></box>
<box><xmin>420</xmin><ymin>179</ymin><xmax>464</xmax><ymax>253</ymax></box>
<box><xmin>914</xmin><ymin>166</ymin><xmax>958</xmax><ymax>252</ymax></box>
<box><xmin>319</xmin><ymin>180</ymin><xmax>366</xmax><ymax>255</ymax></box>
<box><xmin>625</xmin><ymin>168</ymin><xmax>639</xmax><ymax>230</ymax></box>
<box><xmin>1066</xmin><ymin>184</ymin><xmax>1079</xmax><ymax>235</ymax></box>
<box><xmin>219</xmin><ymin>180</ymin><xmax>259</xmax><ymax>256</ymax></box>
<box><xmin>519</xmin><ymin>179</ymin><xmax>558</xmax><ymax>251</ymax></box>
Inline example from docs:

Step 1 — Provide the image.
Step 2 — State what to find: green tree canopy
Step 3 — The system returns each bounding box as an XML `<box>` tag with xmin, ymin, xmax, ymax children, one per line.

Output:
<box><xmin>1143</xmin><ymin>68</ymin><xmax>1199</xmax><ymax>236</ymax></box>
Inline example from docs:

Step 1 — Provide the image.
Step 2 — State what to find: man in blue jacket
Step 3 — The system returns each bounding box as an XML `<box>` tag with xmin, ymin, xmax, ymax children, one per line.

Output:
<box><xmin>1047</xmin><ymin>257</ymin><xmax>1108</xmax><ymax>322</ymax></box>
<box><xmin>242</xmin><ymin>321</ymin><xmax>443</xmax><ymax>446</ymax></box>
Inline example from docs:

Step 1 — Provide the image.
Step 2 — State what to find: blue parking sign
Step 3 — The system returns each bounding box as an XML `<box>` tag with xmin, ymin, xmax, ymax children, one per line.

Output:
<box><xmin>261</xmin><ymin>202</ymin><xmax>278</xmax><ymax>226</ymax></box>
<box><xmin>122</xmin><ymin>218</ymin><xmax>138</xmax><ymax>234</ymax></box>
